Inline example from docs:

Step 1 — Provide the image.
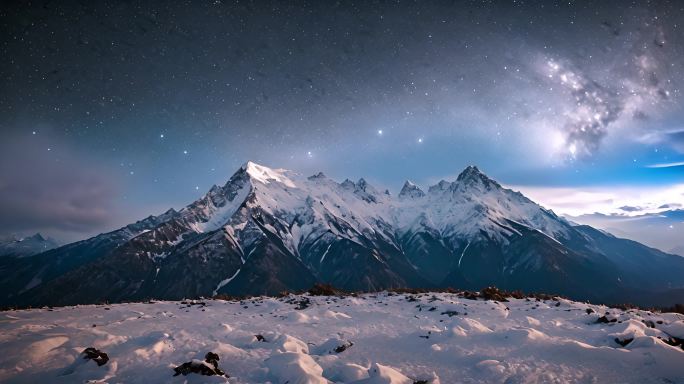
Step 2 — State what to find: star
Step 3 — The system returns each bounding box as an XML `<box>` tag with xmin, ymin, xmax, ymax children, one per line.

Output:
<box><xmin>183</xmin><ymin>150</ymin><xmax>188</xmax><ymax>155</ymax></box>
<box><xmin>377</xmin><ymin>129</ymin><xmax>383</xmax><ymax>135</ymax></box>
<box><xmin>418</xmin><ymin>138</ymin><xmax>423</xmax><ymax>143</ymax></box>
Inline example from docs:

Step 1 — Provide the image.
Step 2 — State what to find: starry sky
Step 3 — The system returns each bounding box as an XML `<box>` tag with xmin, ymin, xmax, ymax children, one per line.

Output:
<box><xmin>1</xmin><ymin>0</ymin><xmax>683</xmax><ymax>242</ymax></box>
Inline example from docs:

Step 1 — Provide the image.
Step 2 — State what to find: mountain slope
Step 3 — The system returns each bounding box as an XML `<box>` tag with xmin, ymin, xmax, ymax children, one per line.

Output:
<box><xmin>5</xmin><ymin>162</ymin><xmax>684</xmax><ymax>307</ymax></box>
<box><xmin>0</xmin><ymin>233</ymin><xmax>58</xmax><ymax>258</ymax></box>
<box><xmin>0</xmin><ymin>209</ymin><xmax>178</xmax><ymax>304</ymax></box>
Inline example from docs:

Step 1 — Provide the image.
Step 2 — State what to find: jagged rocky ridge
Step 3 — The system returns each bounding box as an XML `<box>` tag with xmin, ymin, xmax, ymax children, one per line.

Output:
<box><xmin>3</xmin><ymin>161</ymin><xmax>684</xmax><ymax>307</ymax></box>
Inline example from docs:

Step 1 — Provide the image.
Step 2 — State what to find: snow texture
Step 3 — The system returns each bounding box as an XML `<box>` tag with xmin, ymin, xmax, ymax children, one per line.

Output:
<box><xmin>163</xmin><ymin>162</ymin><xmax>576</xmax><ymax>258</ymax></box>
<box><xmin>1</xmin><ymin>292</ymin><xmax>683</xmax><ymax>383</ymax></box>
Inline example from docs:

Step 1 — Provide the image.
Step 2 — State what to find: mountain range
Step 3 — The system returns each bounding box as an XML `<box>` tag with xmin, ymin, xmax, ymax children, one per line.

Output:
<box><xmin>2</xmin><ymin>161</ymin><xmax>683</xmax><ymax>307</ymax></box>
<box><xmin>0</xmin><ymin>233</ymin><xmax>58</xmax><ymax>258</ymax></box>
<box><xmin>567</xmin><ymin>209</ymin><xmax>684</xmax><ymax>257</ymax></box>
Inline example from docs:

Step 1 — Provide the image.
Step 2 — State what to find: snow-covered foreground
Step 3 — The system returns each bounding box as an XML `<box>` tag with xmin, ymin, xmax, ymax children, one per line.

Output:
<box><xmin>1</xmin><ymin>292</ymin><xmax>683</xmax><ymax>383</ymax></box>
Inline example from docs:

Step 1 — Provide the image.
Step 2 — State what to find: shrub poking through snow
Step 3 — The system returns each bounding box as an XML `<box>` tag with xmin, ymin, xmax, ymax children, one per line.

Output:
<box><xmin>462</xmin><ymin>291</ymin><xmax>480</xmax><ymax>300</ymax></box>
<box><xmin>660</xmin><ymin>303</ymin><xmax>684</xmax><ymax>315</ymax></box>
<box><xmin>308</xmin><ymin>283</ymin><xmax>345</xmax><ymax>296</ymax></box>
<box><xmin>172</xmin><ymin>352</ymin><xmax>227</xmax><ymax>377</ymax></box>
<box><xmin>81</xmin><ymin>347</ymin><xmax>109</xmax><ymax>366</ymax></box>
<box><xmin>456</xmin><ymin>286</ymin><xmax>552</xmax><ymax>302</ymax></box>
<box><xmin>480</xmin><ymin>286</ymin><xmax>509</xmax><ymax>302</ymax></box>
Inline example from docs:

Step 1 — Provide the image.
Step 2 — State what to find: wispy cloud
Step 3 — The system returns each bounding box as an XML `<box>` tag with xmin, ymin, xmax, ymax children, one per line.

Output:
<box><xmin>636</xmin><ymin>129</ymin><xmax>684</xmax><ymax>154</ymax></box>
<box><xmin>509</xmin><ymin>183</ymin><xmax>684</xmax><ymax>216</ymax></box>
<box><xmin>0</xmin><ymin>132</ymin><xmax>120</xmax><ymax>240</ymax></box>
<box><xmin>645</xmin><ymin>161</ymin><xmax>684</xmax><ymax>168</ymax></box>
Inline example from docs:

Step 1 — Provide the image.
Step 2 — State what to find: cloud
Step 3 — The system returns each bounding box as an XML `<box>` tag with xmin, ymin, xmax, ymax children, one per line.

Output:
<box><xmin>636</xmin><ymin>128</ymin><xmax>684</xmax><ymax>154</ymax></box>
<box><xmin>510</xmin><ymin>183</ymin><xmax>684</xmax><ymax>217</ymax></box>
<box><xmin>0</xmin><ymin>132</ymin><xmax>119</xmax><ymax>239</ymax></box>
<box><xmin>646</xmin><ymin>160</ymin><xmax>684</xmax><ymax>168</ymax></box>
<box><xmin>618</xmin><ymin>205</ymin><xmax>643</xmax><ymax>212</ymax></box>
<box><xmin>658</xmin><ymin>131</ymin><xmax>684</xmax><ymax>154</ymax></box>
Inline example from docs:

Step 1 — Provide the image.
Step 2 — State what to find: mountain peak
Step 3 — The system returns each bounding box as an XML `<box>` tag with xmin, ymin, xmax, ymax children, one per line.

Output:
<box><xmin>25</xmin><ymin>233</ymin><xmax>46</xmax><ymax>242</ymax></box>
<box><xmin>456</xmin><ymin>165</ymin><xmax>497</xmax><ymax>187</ymax></box>
<box><xmin>240</xmin><ymin>161</ymin><xmax>296</xmax><ymax>188</ymax></box>
<box><xmin>399</xmin><ymin>180</ymin><xmax>425</xmax><ymax>199</ymax></box>
<box><xmin>308</xmin><ymin>172</ymin><xmax>327</xmax><ymax>181</ymax></box>
<box><xmin>428</xmin><ymin>180</ymin><xmax>452</xmax><ymax>194</ymax></box>
<box><xmin>340</xmin><ymin>179</ymin><xmax>355</xmax><ymax>189</ymax></box>
<box><xmin>457</xmin><ymin>165</ymin><xmax>482</xmax><ymax>179</ymax></box>
<box><xmin>353</xmin><ymin>178</ymin><xmax>380</xmax><ymax>203</ymax></box>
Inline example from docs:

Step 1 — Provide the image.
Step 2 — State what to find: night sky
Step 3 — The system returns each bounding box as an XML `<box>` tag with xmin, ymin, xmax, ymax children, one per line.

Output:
<box><xmin>1</xmin><ymin>1</ymin><xmax>683</xmax><ymax>242</ymax></box>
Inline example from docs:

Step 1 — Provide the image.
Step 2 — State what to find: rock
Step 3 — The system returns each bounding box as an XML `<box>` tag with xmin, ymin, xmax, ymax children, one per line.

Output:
<box><xmin>81</xmin><ymin>347</ymin><xmax>109</xmax><ymax>366</ymax></box>
<box><xmin>662</xmin><ymin>336</ymin><xmax>684</xmax><ymax>350</ymax></box>
<box><xmin>334</xmin><ymin>341</ymin><xmax>354</xmax><ymax>353</ymax></box>
<box><xmin>284</xmin><ymin>296</ymin><xmax>312</xmax><ymax>310</ymax></box>
<box><xmin>596</xmin><ymin>315</ymin><xmax>616</xmax><ymax>324</ymax></box>
<box><xmin>173</xmin><ymin>352</ymin><xmax>227</xmax><ymax>377</ymax></box>
<box><xmin>440</xmin><ymin>310</ymin><xmax>459</xmax><ymax>317</ymax></box>
<box><xmin>614</xmin><ymin>337</ymin><xmax>634</xmax><ymax>347</ymax></box>
<box><xmin>312</xmin><ymin>337</ymin><xmax>354</xmax><ymax>355</ymax></box>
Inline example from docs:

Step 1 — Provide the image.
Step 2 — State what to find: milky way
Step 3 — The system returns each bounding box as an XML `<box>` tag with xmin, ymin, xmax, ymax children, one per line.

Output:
<box><xmin>1</xmin><ymin>1</ymin><xmax>683</xmax><ymax>240</ymax></box>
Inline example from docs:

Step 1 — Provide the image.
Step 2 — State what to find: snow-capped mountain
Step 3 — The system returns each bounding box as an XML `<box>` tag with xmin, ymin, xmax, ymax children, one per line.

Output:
<box><xmin>3</xmin><ymin>161</ymin><xmax>684</xmax><ymax>307</ymax></box>
<box><xmin>0</xmin><ymin>233</ymin><xmax>58</xmax><ymax>258</ymax></box>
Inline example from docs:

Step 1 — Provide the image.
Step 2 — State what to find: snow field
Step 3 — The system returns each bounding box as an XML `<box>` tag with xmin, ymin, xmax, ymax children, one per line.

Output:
<box><xmin>0</xmin><ymin>292</ymin><xmax>683</xmax><ymax>383</ymax></box>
